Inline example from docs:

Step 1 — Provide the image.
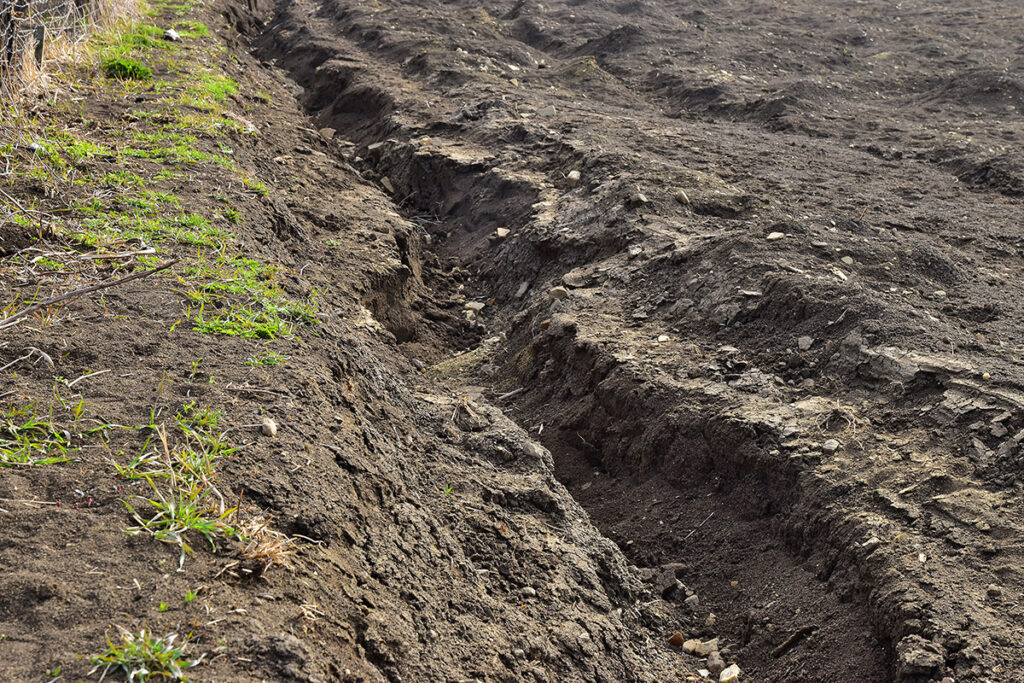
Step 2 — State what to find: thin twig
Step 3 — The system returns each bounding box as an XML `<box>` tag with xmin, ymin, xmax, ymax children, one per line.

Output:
<box><xmin>0</xmin><ymin>259</ymin><xmax>179</xmax><ymax>330</ymax></box>
<box><xmin>681</xmin><ymin>512</ymin><xmax>715</xmax><ymax>542</ymax></box>
<box><xmin>495</xmin><ymin>387</ymin><xmax>525</xmax><ymax>401</ymax></box>
<box><xmin>65</xmin><ymin>368</ymin><xmax>110</xmax><ymax>387</ymax></box>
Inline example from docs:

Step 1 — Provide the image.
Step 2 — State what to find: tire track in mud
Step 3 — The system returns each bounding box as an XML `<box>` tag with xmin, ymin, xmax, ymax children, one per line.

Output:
<box><xmin>243</xmin><ymin>0</ymin><xmax>1024</xmax><ymax>680</ymax></box>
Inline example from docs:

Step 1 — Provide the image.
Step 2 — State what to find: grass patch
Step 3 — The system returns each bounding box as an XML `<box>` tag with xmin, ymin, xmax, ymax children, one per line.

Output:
<box><xmin>88</xmin><ymin>627</ymin><xmax>205</xmax><ymax>682</ymax></box>
<box><xmin>103</xmin><ymin>57</ymin><xmax>153</xmax><ymax>81</ymax></box>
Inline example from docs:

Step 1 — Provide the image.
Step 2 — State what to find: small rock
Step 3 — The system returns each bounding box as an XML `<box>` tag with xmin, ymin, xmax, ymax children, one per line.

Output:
<box><xmin>766</xmin><ymin>231</ymin><xmax>785</xmax><ymax>241</ymax></box>
<box><xmin>739</xmin><ymin>290</ymin><xmax>762</xmax><ymax>297</ymax></box>
<box><xmin>675</xmin><ymin>189</ymin><xmax>691</xmax><ymax>204</ymax></box>
<box><xmin>493</xmin><ymin>227</ymin><xmax>511</xmax><ymax>239</ymax></box>
<box><xmin>523</xmin><ymin>442</ymin><xmax>548</xmax><ymax>463</ymax></box>
<box><xmin>521</xmin><ymin>586</ymin><xmax>537</xmax><ymax>597</ymax></box>
<box><xmin>798</xmin><ymin>336</ymin><xmax>814</xmax><ymax>351</ymax></box>
<box><xmin>841</xmin><ymin>256</ymin><xmax>855</xmax><ymax>265</ymax></box>
<box><xmin>515</xmin><ymin>282</ymin><xmax>529</xmax><ymax>298</ymax></box>
<box><xmin>668</xmin><ymin>632</ymin><xmax>686</xmax><ymax>647</ymax></box>
<box><xmin>657</xmin><ymin>334</ymin><xmax>670</xmax><ymax>343</ymax></box>
<box><xmin>380</xmin><ymin>176</ymin><xmax>395</xmax><ymax>194</ymax></box>
<box><xmin>682</xmin><ymin>639</ymin><xmax>701</xmax><ymax>654</ymax></box>
<box><xmin>163</xmin><ymin>28</ymin><xmax>181</xmax><ymax>41</ymax></box>
<box><xmin>628</xmin><ymin>244</ymin><xmax>643</xmax><ymax>257</ymax></box>
<box><xmin>684</xmin><ymin>594</ymin><xmax>700</xmax><ymax>608</ymax></box>
<box><xmin>821</xmin><ymin>439</ymin><xmax>840</xmax><ymax>454</ymax></box>
<box><xmin>464</xmin><ymin>301</ymin><xmax>486</xmax><ymax>312</ymax></box>
<box><xmin>695</xmin><ymin>638</ymin><xmax>719</xmax><ymax>656</ymax></box>
<box><xmin>549</xmin><ymin>286</ymin><xmax>569</xmax><ymax>300</ymax></box>
<box><xmin>861</xmin><ymin>536</ymin><xmax>881</xmax><ymax>553</ymax></box>
<box><xmin>982</xmin><ymin>372</ymin><xmax>991</xmax><ymax>380</ymax></box>
<box><xmin>261</xmin><ymin>417</ymin><xmax>278</xmax><ymax>437</ymax></box>
<box><xmin>698</xmin><ymin>670</ymin><xmax>711</xmax><ymax>679</ymax></box>
<box><xmin>319</xmin><ymin>127</ymin><xmax>336</xmax><ymax>140</ymax></box>
<box><xmin>562</xmin><ymin>268</ymin><xmax>593</xmax><ymax>288</ymax></box>
<box><xmin>933</xmin><ymin>290</ymin><xmax>947</xmax><ymax>298</ymax></box>
<box><xmin>706</xmin><ymin>652</ymin><xmax>726</xmax><ymax>676</ymax></box>
<box><xmin>539</xmin><ymin>319</ymin><xmax>551</xmax><ymax>330</ymax></box>
<box><xmin>536</xmin><ymin>105</ymin><xmax>557</xmax><ymax>116</ymax></box>
<box><xmin>986</xmin><ymin>583</ymin><xmax>1001</xmax><ymax>599</ymax></box>
<box><xmin>628</xmin><ymin>190</ymin><xmax>649</xmax><ymax>206</ymax></box>
<box><xmin>411</xmin><ymin>359</ymin><xmax>425</xmax><ymax>371</ymax></box>
<box><xmin>366</xmin><ymin>141</ymin><xmax>384</xmax><ymax>151</ymax></box>
<box><xmin>719</xmin><ymin>664</ymin><xmax>741</xmax><ymax>683</ymax></box>
<box><xmin>566</xmin><ymin>170</ymin><xmax>581</xmax><ymax>187</ymax></box>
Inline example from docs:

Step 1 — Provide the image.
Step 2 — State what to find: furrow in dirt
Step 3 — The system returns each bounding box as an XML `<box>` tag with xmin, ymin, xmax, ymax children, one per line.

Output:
<box><xmin>245</xmin><ymin>0</ymin><xmax>1024</xmax><ymax>680</ymax></box>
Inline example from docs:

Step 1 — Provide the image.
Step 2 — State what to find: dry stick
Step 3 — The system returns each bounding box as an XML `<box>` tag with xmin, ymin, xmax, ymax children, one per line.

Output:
<box><xmin>771</xmin><ymin>625</ymin><xmax>818</xmax><ymax>658</ymax></box>
<box><xmin>65</xmin><ymin>368</ymin><xmax>110</xmax><ymax>387</ymax></box>
<box><xmin>0</xmin><ymin>258</ymin><xmax>178</xmax><ymax>330</ymax></box>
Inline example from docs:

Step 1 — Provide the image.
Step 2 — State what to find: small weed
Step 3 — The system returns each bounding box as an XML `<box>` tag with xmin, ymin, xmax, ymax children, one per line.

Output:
<box><xmin>88</xmin><ymin>627</ymin><xmax>205</xmax><ymax>682</ymax></box>
<box><xmin>246</xmin><ymin>349</ymin><xmax>287</xmax><ymax>366</ymax></box>
<box><xmin>172</xmin><ymin>20</ymin><xmax>209</xmax><ymax>38</ymax></box>
<box><xmin>0</xmin><ymin>404</ymin><xmax>72</xmax><ymax>467</ymax></box>
<box><xmin>239</xmin><ymin>173</ymin><xmax>268</xmax><ymax>197</ymax></box>
<box><xmin>158</xmin><ymin>602</ymin><xmax>169</xmax><ymax>612</ymax></box>
<box><xmin>124</xmin><ymin>476</ymin><xmax>238</xmax><ymax>563</ymax></box>
<box><xmin>183</xmin><ymin>589</ymin><xmax>198</xmax><ymax>603</ymax></box>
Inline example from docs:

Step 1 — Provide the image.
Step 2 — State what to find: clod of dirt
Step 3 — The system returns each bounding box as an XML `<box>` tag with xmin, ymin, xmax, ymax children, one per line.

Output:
<box><xmin>669</xmin><ymin>631</ymin><xmax>686</xmax><ymax>647</ymax></box>
<box><xmin>261</xmin><ymin>416</ymin><xmax>278</xmax><ymax>437</ymax></box>
<box><xmin>566</xmin><ymin>170</ymin><xmax>581</xmax><ymax>187</ymax></box>
<box><xmin>548</xmin><ymin>286</ymin><xmax>569</xmax><ymax>300</ymax></box>
<box><xmin>707</xmin><ymin>651</ymin><xmax>726</xmax><ymax>675</ymax></box>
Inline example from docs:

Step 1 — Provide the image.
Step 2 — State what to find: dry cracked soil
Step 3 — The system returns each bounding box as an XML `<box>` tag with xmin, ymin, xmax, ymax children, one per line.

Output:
<box><xmin>3</xmin><ymin>0</ymin><xmax>1024</xmax><ymax>681</ymax></box>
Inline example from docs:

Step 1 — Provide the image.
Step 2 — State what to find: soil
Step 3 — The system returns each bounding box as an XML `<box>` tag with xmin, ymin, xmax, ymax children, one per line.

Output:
<box><xmin>4</xmin><ymin>0</ymin><xmax>1024</xmax><ymax>681</ymax></box>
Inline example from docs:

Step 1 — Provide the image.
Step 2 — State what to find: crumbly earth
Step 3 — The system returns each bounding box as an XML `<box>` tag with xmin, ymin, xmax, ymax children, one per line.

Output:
<box><xmin>4</xmin><ymin>0</ymin><xmax>1024</xmax><ymax>681</ymax></box>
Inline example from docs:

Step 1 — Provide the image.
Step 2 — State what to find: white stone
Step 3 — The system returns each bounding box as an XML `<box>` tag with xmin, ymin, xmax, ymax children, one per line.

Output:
<box><xmin>719</xmin><ymin>664</ymin><xmax>741</xmax><ymax>682</ymax></box>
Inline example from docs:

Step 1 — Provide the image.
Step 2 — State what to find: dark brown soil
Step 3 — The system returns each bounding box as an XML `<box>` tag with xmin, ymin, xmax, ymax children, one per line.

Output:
<box><xmin>4</xmin><ymin>0</ymin><xmax>1024</xmax><ymax>681</ymax></box>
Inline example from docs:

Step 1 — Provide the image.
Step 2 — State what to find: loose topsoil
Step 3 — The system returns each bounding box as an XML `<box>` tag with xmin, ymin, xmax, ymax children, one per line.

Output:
<box><xmin>3</xmin><ymin>0</ymin><xmax>1024</xmax><ymax>681</ymax></box>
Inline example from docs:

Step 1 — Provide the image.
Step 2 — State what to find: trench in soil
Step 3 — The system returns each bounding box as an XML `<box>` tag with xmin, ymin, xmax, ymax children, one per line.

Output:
<box><xmin>252</xmin><ymin>9</ymin><xmax>894</xmax><ymax>682</ymax></box>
